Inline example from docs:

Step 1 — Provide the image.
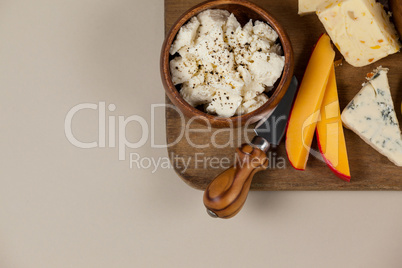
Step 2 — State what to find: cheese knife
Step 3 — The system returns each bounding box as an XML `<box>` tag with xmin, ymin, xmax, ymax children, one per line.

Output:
<box><xmin>203</xmin><ymin>76</ymin><xmax>299</xmax><ymax>218</ymax></box>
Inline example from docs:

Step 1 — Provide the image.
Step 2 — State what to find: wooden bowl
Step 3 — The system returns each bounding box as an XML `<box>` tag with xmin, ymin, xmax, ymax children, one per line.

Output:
<box><xmin>390</xmin><ymin>0</ymin><xmax>402</xmax><ymax>39</ymax></box>
<box><xmin>160</xmin><ymin>0</ymin><xmax>294</xmax><ymax>128</ymax></box>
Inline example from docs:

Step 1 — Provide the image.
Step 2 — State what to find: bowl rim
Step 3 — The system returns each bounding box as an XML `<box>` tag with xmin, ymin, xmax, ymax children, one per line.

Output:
<box><xmin>160</xmin><ymin>0</ymin><xmax>294</xmax><ymax>128</ymax></box>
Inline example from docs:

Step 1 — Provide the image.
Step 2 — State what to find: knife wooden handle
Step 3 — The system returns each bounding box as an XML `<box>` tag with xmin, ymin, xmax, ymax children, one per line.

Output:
<box><xmin>203</xmin><ymin>144</ymin><xmax>269</xmax><ymax>219</ymax></box>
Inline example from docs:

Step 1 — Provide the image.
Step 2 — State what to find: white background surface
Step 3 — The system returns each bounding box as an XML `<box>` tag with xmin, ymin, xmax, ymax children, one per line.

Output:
<box><xmin>1</xmin><ymin>0</ymin><xmax>402</xmax><ymax>267</ymax></box>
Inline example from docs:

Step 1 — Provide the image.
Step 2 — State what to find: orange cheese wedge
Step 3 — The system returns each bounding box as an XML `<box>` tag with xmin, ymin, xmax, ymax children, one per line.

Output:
<box><xmin>286</xmin><ymin>34</ymin><xmax>335</xmax><ymax>170</ymax></box>
<box><xmin>316</xmin><ymin>65</ymin><xmax>351</xmax><ymax>181</ymax></box>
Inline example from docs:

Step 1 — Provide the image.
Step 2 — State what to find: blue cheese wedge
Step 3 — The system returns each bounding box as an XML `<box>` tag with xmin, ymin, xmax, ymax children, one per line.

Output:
<box><xmin>341</xmin><ymin>67</ymin><xmax>402</xmax><ymax>166</ymax></box>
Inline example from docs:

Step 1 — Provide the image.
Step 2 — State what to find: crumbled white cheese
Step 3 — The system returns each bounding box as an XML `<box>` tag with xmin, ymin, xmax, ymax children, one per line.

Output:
<box><xmin>236</xmin><ymin>94</ymin><xmax>269</xmax><ymax>115</ymax></box>
<box><xmin>187</xmin><ymin>66</ymin><xmax>205</xmax><ymax>88</ymax></box>
<box><xmin>170</xmin><ymin>17</ymin><xmax>200</xmax><ymax>55</ymax></box>
<box><xmin>169</xmin><ymin>9</ymin><xmax>285</xmax><ymax>117</ymax></box>
<box><xmin>180</xmin><ymin>83</ymin><xmax>213</xmax><ymax>107</ymax></box>
<box><xmin>206</xmin><ymin>89</ymin><xmax>243</xmax><ymax>118</ymax></box>
<box><xmin>236</xmin><ymin>20</ymin><xmax>253</xmax><ymax>46</ymax></box>
<box><xmin>253</xmin><ymin>20</ymin><xmax>279</xmax><ymax>43</ymax></box>
<box><xmin>224</xmin><ymin>13</ymin><xmax>241</xmax><ymax>32</ymax></box>
<box><xmin>268</xmin><ymin>43</ymin><xmax>283</xmax><ymax>55</ymax></box>
<box><xmin>242</xmin><ymin>81</ymin><xmax>265</xmax><ymax>101</ymax></box>
<box><xmin>169</xmin><ymin>56</ymin><xmax>198</xmax><ymax>85</ymax></box>
<box><xmin>197</xmin><ymin>9</ymin><xmax>230</xmax><ymax>37</ymax></box>
<box><xmin>248</xmin><ymin>52</ymin><xmax>285</xmax><ymax>88</ymax></box>
<box><xmin>249</xmin><ymin>35</ymin><xmax>271</xmax><ymax>53</ymax></box>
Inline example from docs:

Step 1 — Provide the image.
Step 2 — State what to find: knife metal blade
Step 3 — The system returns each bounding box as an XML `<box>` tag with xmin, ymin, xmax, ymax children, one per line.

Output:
<box><xmin>203</xmin><ymin>76</ymin><xmax>299</xmax><ymax>219</ymax></box>
<box><xmin>253</xmin><ymin>76</ymin><xmax>298</xmax><ymax>148</ymax></box>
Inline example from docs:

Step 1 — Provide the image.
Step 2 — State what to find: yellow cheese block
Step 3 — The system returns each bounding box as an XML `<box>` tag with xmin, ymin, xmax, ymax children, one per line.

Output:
<box><xmin>316</xmin><ymin>0</ymin><xmax>401</xmax><ymax>67</ymax></box>
<box><xmin>299</xmin><ymin>0</ymin><xmax>328</xmax><ymax>14</ymax></box>
<box><xmin>286</xmin><ymin>34</ymin><xmax>335</xmax><ymax>170</ymax></box>
<box><xmin>316</xmin><ymin>65</ymin><xmax>351</xmax><ymax>181</ymax></box>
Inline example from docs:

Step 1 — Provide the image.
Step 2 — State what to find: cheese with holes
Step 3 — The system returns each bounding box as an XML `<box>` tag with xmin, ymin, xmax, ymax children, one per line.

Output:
<box><xmin>341</xmin><ymin>67</ymin><xmax>402</xmax><ymax>166</ymax></box>
<box><xmin>316</xmin><ymin>0</ymin><xmax>401</xmax><ymax>67</ymax></box>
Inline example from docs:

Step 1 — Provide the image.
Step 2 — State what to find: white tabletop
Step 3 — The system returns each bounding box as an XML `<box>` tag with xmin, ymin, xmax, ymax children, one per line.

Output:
<box><xmin>1</xmin><ymin>0</ymin><xmax>401</xmax><ymax>267</ymax></box>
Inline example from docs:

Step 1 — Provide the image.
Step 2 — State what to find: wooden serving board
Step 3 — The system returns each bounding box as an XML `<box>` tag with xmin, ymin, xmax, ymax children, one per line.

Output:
<box><xmin>165</xmin><ymin>0</ymin><xmax>402</xmax><ymax>190</ymax></box>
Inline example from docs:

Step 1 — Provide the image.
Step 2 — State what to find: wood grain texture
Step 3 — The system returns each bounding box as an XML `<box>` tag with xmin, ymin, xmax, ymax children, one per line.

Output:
<box><xmin>203</xmin><ymin>144</ymin><xmax>268</xmax><ymax>218</ymax></box>
<box><xmin>165</xmin><ymin>0</ymin><xmax>402</xmax><ymax>190</ymax></box>
<box><xmin>390</xmin><ymin>0</ymin><xmax>402</xmax><ymax>39</ymax></box>
<box><xmin>161</xmin><ymin>0</ymin><xmax>294</xmax><ymax>128</ymax></box>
